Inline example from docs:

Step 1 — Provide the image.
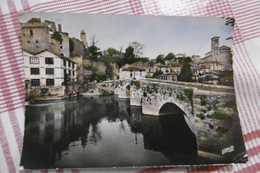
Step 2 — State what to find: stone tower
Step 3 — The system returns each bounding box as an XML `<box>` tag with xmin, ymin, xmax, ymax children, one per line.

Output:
<box><xmin>211</xmin><ymin>37</ymin><xmax>220</xmax><ymax>55</ymax></box>
<box><xmin>80</xmin><ymin>30</ymin><xmax>88</xmax><ymax>47</ymax></box>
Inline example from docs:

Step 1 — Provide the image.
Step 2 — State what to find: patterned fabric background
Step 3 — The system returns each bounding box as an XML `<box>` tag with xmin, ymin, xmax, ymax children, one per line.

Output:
<box><xmin>0</xmin><ymin>0</ymin><xmax>259</xmax><ymax>172</ymax></box>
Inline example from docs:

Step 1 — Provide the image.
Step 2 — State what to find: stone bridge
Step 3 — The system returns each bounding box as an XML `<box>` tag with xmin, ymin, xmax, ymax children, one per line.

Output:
<box><xmin>95</xmin><ymin>79</ymin><xmax>245</xmax><ymax>162</ymax></box>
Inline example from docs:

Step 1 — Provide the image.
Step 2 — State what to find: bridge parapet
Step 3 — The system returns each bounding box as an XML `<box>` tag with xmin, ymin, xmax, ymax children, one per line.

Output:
<box><xmin>144</xmin><ymin>79</ymin><xmax>234</xmax><ymax>93</ymax></box>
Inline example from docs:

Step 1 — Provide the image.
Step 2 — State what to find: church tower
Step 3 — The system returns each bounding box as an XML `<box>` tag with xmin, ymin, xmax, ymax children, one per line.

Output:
<box><xmin>80</xmin><ymin>30</ymin><xmax>88</xmax><ymax>47</ymax></box>
<box><xmin>211</xmin><ymin>37</ymin><xmax>220</xmax><ymax>55</ymax></box>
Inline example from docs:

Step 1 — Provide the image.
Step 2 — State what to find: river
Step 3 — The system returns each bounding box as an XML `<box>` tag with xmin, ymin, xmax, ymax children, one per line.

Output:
<box><xmin>21</xmin><ymin>95</ymin><xmax>200</xmax><ymax>169</ymax></box>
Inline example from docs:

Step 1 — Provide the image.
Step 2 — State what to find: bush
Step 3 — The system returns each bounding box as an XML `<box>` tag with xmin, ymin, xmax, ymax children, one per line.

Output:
<box><xmin>99</xmin><ymin>89</ymin><xmax>111</xmax><ymax>96</ymax></box>
<box><xmin>152</xmin><ymin>70</ymin><xmax>163</xmax><ymax>78</ymax></box>
<box><xmin>208</xmin><ymin>112</ymin><xmax>231</xmax><ymax>120</ymax></box>
<box><xmin>51</xmin><ymin>31</ymin><xmax>62</xmax><ymax>43</ymax></box>
<box><xmin>184</xmin><ymin>89</ymin><xmax>193</xmax><ymax>102</ymax></box>
<box><xmin>130</xmin><ymin>81</ymin><xmax>140</xmax><ymax>89</ymax></box>
<box><xmin>197</xmin><ymin>114</ymin><xmax>205</xmax><ymax>120</ymax></box>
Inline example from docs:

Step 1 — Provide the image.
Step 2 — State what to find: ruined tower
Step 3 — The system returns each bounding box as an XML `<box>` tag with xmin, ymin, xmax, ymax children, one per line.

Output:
<box><xmin>80</xmin><ymin>30</ymin><xmax>88</xmax><ymax>47</ymax></box>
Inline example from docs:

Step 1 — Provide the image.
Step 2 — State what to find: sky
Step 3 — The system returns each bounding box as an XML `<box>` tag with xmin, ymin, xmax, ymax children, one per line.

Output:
<box><xmin>19</xmin><ymin>12</ymin><xmax>234</xmax><ymax>59</ymax></box>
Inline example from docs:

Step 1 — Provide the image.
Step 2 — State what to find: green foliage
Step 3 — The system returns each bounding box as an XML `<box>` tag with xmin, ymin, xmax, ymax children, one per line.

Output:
<box><xmin>177</xmin><ymin>93</ymin><xmax>185</xmax><ymax>101</ymax></box>
<box><xmin>146</xmin><ymin>85</ymin><xmax>158</xmax><ymax>94</ymax></box>
<box><xmin>219</xmin><ymin>71</ymin><xmax>233</xmax><ymax>78</ymax></box>
<box><xmin>217</xmin><ymin>127</ymin><xmax>228</xmax><ymax>134</ymax></box>
<box><xmin>155</xmin><ymin>54</ymin><xmax>165</xmax><ymax>64</ymax></box>
<box><xmin>89</xmin><ymin>74</ymin><xmax>106</xmax><ymax>82</ymax></box>
<box><xmin>184</xmin><ymin>89</ymin><xmax>193</xmax><ymax>102</ymax></box>
<box><xmin>201</xmin><ymin>99</ymin><xmax>207</xmax><ymax>106</ymax></box>
<box><xmin>178</xmin><ymin>57</ymin><xmax>192</xmax><ymax>63</ymax></box>
<box><xmin>130</xmin><ymin>81</ymin><xmax>140</xmax><ymax>89</ymax></box>
<box><xmin>88</xmin><ymin>45</ymin><xmax>102</xmax><ymax>59</ymax></box>
<box><xmin>224</xmin><ymin>100</ymin><xmax>237</xmax><ymax>111</ymax></box>
<box><xmin>99</xmin><ymin>89</ymin><xmax>111</xmax><ymax>96</ymax></box>
<box><xmin>165</xmin><ymin>53</ymin><xmax>175</xmax><ymax>61</ymax></box>
<box><xmin>118</xmin><ymin>46</ymin><xmax>136</xmax><ymax>67</ymax></box>
<box><xmin>201</xmin><ymin>109</ymin><xmax>207</xmax><ymax>113</ymax></box>
<box><xmin>152</xmin><ymin>70</ymin><xmax>163</xmax><ymax>78</ymax></box>
<box><xmin>208</xmin><ymin>112</ymin><xmax>232</xmax><ymax>120</ymax></box>
<box><xmin>107</xmin><ymin>48</ymin><xmax>119</xmax><ymax>57</ymax></box>
<box><xmin>207</xmin><ymin>107</ymin><xmax>212</xmax><ymax>111</ymax></box>
<box><xmin>197</xmin><ymin>113</ymin><xmax>205</xmax><ymax>120</ymax></box>
<box><xmin>178</xmin><ymin>62</ymin><xmax>193</xmax><ymax>82</ymax></box>
<box><xmin>51</xmin><ymin>31</ymin><xmax>62</xmax><ymax>43</ymax></box>
<box><xmin>63</xmin><ymin>72</ymin><xmax>71</xmax><ymax>85</ymax></box>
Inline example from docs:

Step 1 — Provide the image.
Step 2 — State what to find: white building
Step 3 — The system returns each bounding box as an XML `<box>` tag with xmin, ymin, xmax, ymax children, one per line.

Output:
<box><xmin>153</xmin><ymin>63</ymin><xmax>171</xmax><ymax>74</ymax></box>
<box><xmin>120</xmin><ymin>66</ymin><xmax>146</xmax><ymax>80</ymax></box>
<box><xmin>24</xmin><ymin>49</ymin><xmax>77</xmax><ymax>87</ymax></box>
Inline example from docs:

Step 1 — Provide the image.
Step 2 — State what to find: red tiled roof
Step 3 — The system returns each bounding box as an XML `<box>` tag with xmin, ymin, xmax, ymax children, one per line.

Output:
<box><xmin>155</xmin><ymin>63</ymin><xmax>170</xmax><ymax>68</ymax></box>
<box><xmin>165</xmin><ymin>72</ymin><xmax>177</xmax><ymax>75</ymax></box>
<box><xmin>169</xmin><ymin>62</ymin><xmax>183</xmax><ymax>67</ymax></box>
<box><xmin>122</xmin><ymin>66</ymin><xmax>145</xmax><ymax>71</ymax></box>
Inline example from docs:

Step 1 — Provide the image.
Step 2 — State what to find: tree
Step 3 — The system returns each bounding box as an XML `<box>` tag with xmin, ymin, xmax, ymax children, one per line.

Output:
<box><xmin>155</xmin><ymin>54</ymin><xmax>165</xmax><ymax>64</ymax></box>
<box><xmin>89</xmin><ymin>35</ymin><xmax>99</xmax><ymax>46</ymax></box>
<box><xmin>178</xmin><ymin>62</ymin><xmax>193</xmax><ymax>82</ymax></box>
<box><xmin>165</xmin><ymin>53</ymin><xmax>176</xmax><ymax>61</ymax></box>
<box><xmin>118</xmin><ymin>46</ymin><xmax>135</xmax><ymax>67</ymax></box>
<box><xmin>88</xmin><ymin>45</ymin><xmax>102</xmax><ymax>59</ymax></box>
<box><xmin>153</xmin><ymin>70</ymin><xmax>163</xmax><ymax>78</ymax></box>
<box><xmin>184</xmin><ymin>57</ymin><xmax>192</xmax><ymax>63</ymax></box>
<box><xmin>129</xmin><ymin>41</ymin><xmax>144</xmax><ymax>58</ymax></box>
<box><xmin>107</xmin><ymin>48</ymin><xmax>119</xmax><ymax>57</ymax></box>
<box><xmin>178</xmin><ymin>57</ymin><xmax>192</xmax><ymax>63</ymax></box>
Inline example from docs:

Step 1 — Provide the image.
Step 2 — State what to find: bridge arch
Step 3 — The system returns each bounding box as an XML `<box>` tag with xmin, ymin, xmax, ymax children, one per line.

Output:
<box><xmin>158</xmin><ymin>102</ymin><xmax>195</xmax><ymax>134</ymax></box>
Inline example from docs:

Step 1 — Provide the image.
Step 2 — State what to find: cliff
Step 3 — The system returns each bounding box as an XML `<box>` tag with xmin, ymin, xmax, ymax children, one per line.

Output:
<box><xmin>83</xmin><ymin>59</ymin><xmax>119</xmax><ymax>80</ymax></box>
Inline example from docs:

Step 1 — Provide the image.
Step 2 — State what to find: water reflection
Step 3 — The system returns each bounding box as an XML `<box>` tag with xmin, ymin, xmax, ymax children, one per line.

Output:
<box><xmin>21</xmin><ymin>95</ymin><xmax>198</xmax><ymax>169</ymax></box>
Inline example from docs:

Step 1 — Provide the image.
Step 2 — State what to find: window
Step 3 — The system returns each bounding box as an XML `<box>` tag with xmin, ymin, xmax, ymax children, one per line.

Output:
<box><xmin>29</xmin><ymin>56</ymin><xmax>40</xmax><ymax>64</ymax></box>
<box><xmin>31</xmin><ymin>79</ymin><xmax>40</xmax><ymax>86</ymax></box>
<box><xmin>60</xmin><ymin>46</ymin><xmax>63</xmax><ymax>49</ymax></box>
<box><xmin>73</xmin><ymin>71</ymin><xmax>75</xmax><ymax>76</ymax></box>
<box><xmin>72</xmin><ymin>63</ymin><xmax>75</xmax><ymax>69</ymax></box>
<box><xmin>27</xmin><ymin>40</ymin><xmax>30</xmax><ymax>43</ymax></box>
<box><xmin>130</xmin><ymin>72</ymin><xmax>133</xmax><ymax>78</ymax></box>
<box><xmin>45</xmin><ymin>57</ymin><xmax>54</xmax><ymax>64</ymax></box>
<box><xmin>29</xmin><ymin>29</ymin><xmax>33</xmax><ymax>36</ymax></box>
<box><xmin>30</xmin><ymin>68</ymin><xmax>40</xmax><ymax>75</ymax></box>
<box><xmin>69</xmin><ymin>70</ymin><xmax>71</xmax><ymax>76</ymax></box>
<box><xmin>63</xmin><ymin>60</ymin><xmax>66</xmax><ymax>66</ymax></box>
<box><xmin>46</xmin><ymin>68</ymin><xmax>54</xmax><ymax>75</ymax></box>
<box><xmin>46</xmin><ymin>79</ymin><xmax>54</xmax><ymax>86</ymax></box>
<box><xmin>36</xmin><ymin>40</ymin><xmax>38</xmax><ymax>43</ymax></box>
<box><xmin>68</xmin><ymin>62</ymin><xmax>71</xmax><ymax>67</ymax></box>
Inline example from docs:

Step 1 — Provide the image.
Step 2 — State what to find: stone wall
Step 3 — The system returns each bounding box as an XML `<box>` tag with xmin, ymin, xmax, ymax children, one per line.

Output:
<box><xmin>193</xmin><ymin>89</ymin><xmax>240</xmax><ymax>160</ymax></box>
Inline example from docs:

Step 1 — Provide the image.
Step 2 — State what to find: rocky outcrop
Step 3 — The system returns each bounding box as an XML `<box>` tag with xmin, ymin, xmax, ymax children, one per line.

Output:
<box><xmin>83</xmin><ymin>59</ymin><xmax>119</xmax><ymax>80</ymax></box>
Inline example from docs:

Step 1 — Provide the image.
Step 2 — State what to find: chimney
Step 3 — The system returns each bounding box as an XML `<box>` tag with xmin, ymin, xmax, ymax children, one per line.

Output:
<box><xmin>58</xmin><ymin>24</ymin><xmax>62</xmax><ymax>32</ymax></box>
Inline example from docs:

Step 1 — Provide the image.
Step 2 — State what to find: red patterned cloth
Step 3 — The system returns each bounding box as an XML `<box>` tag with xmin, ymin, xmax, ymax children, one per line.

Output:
<box><xmin>0</xmin><ymin>0</ymin><xmax>259</xmax><ymax>172</ymax></box>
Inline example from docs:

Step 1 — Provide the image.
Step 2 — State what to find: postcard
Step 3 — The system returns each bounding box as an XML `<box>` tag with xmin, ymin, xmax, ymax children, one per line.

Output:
<box><xmin>19</xmin><ymin>12</ymin><xmax>247</xmax><ymax>169</ymax></box>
